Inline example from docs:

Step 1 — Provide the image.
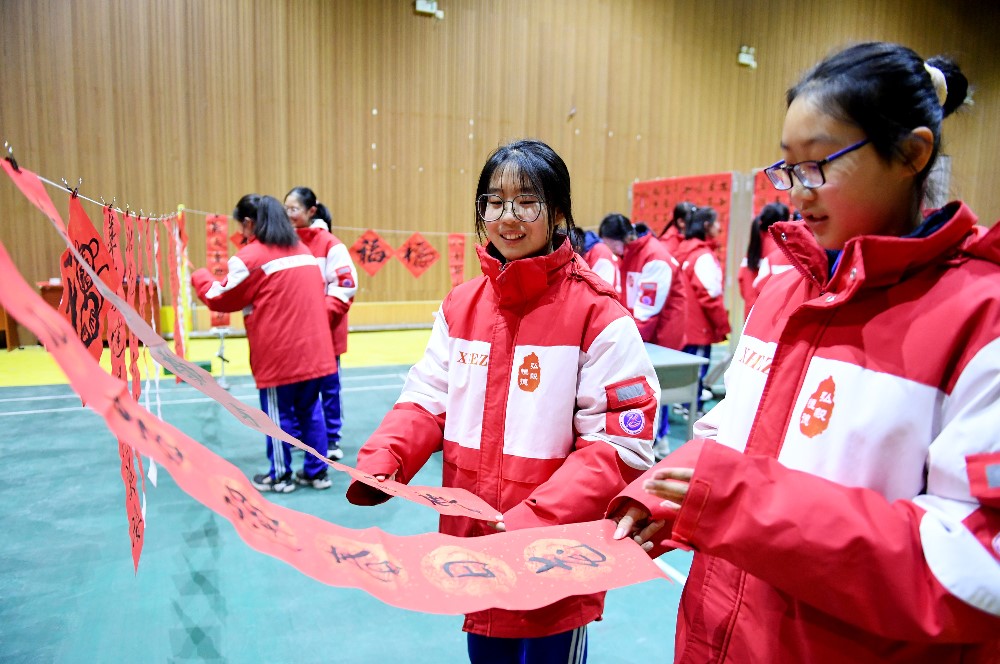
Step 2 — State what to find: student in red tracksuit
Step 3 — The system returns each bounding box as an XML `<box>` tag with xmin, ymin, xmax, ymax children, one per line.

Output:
<box><xmin>611</xmin><ymin>42</ymin><xmax>1000</xmax><ymax>663</ymax></box>
<box><xmin>191</xmin><ymin>194</ymin><xmax>338</xmax><ymax>492</ymax></box>
<box><xmin>284</xmin><ymin>186</ymin><xmax>358</xmax><ymax>464</ymax></box>
<box><xmin>673</xmin><ymin>206</ymin><xmax>730</xmax><ymax>412</ymax></box>
<box><xmin>736</xmin><ymin>201</ymin><xmax>792</xmax><ymax>321</ymax></box>
<box><xmin>347</xmin><ymin>140</ymin><xmax>659</xmax><ymax>664</ymax></box>
<box><xmin>585</xmin><ymin>213</ymin><xmax>629</xmax><ymax>295</ymax></box>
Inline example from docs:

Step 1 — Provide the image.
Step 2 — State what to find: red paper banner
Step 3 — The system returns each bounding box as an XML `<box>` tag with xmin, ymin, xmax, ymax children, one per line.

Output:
<box><xmin>447</xmin><ymin>234</ymin><xmax>465</xmax><ymax>288</ymax></box>
<box><xmin>752</xmin><ymin>169</ymin><xmax>794</xmax><ymax>217</ymax></box>
<box><xmin>60</xmin><ymin>195</ymin><xmax>120</xmax><ymax>362</ymax></box>
<box><xmin>205</xmin><ymin>214</ymin><xmax>230</xmax><ymax>327</ymax></box>
<box><xmin>631</xmin><ymin>171</ymin><xmax>734</xmax><ymax>273</ymax></box>
<box><xmin>1</xmin><ymin>158</ymin><xmax>66</xmax><ymax>234</ymax></box>
<box><xmin>0</xmin><ymin>238</ymin><xmax>666</xmax><ymax>613</ymax></box>
<box><xmin>397</xmin><ymin>232</ymin><xmax>440</xmax><ymax>278</ymax></box>
<box><xmin>350</xmin><ymin>229</ymin><xmax>394</xmax><ymax>277</ymax></box>
<box><xmin>123</xmin><ymin>212</ymin><xmax>141</xmax><ymax>401</ymax></box>
<box><xmin>103</xmin><ymin>205</ymin><xmax>127</xmax><ymax>380</ymax></box>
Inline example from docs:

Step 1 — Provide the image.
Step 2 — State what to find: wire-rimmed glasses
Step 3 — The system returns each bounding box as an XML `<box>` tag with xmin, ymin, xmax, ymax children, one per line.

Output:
<box><xmin>476</xmin><ymin>194</ymin><xmax>544</xmax><ymax>223</ymax></box>
<box><xmin>764</xmin><ymin>138</ymin><xmax>871</xmax><ymax>191</ymax></box>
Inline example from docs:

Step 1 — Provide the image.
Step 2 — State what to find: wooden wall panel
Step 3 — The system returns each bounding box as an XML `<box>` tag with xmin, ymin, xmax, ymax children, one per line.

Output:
<box><xmin>1</xmin><ymin>0</ymin><xmax>997</xmax><ymax>343</ymax></box>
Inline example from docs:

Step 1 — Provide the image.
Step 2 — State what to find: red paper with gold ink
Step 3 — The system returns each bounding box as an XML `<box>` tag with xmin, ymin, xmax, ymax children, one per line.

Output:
<box><xmin>631</xmin><ymin>172</ymin><xmax>734</xmax><ymax>274</ymax></box>
<box><xmin>205</xmin><ymin>214</ymin><xmax>231</xmax><ymax>327</ymax></box>
<box><xmin>752</xmin><ymin>169</ymin><xmax>794</xmax><ymax>217</ymax></box>
<box><xmin>397</xmin><ymin>232</ymin><xmax>440</xmax><ymax>278</ymax></box>
<box><xmin>0</xmin><ymin>237</ymin><xmax>666</xmax><ymax>611</ymax></box>
<box><xmin>350</xmin><ymin>230</ymin><xmax>394</xmax><ymax>277</ymax></box>
<box><xmin>447</xmin><ymin>233</ymin><xmax>465</xmax><ymax>288</ymax></box>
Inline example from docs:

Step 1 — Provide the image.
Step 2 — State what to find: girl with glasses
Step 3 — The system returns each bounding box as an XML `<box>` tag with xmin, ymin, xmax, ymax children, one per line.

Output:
<box><xmin>611</xmin><ymin>42</ymin><xmax>1000</xmax><ymax>662</ymax></box>
<box><xmin>191</xmin><ymin>195</ymin><xmax>338</xmax><ymax>493</ymax></box>
<box><xmin>283</xmin><ymin>186</ymin><xmax>359</xmax><ymax>468</ymax></box>
<box><xmin>348</xmin><ymin>139</ymin><xmax>660</xmax><ymax>664</ymax></box>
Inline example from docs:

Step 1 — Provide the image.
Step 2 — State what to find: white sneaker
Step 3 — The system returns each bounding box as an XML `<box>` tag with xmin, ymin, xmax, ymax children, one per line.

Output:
<box><xmin>326</xmin><ymin>444</ymin><xmax>344</xmax><ymax>461</ymax></box>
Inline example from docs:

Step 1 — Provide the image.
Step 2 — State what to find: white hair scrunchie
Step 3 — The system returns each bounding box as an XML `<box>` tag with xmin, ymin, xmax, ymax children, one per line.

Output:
<box><xmin>924</xmin><ymin>63</ymin><xmax>948</xmax><ymax>107</ymax></box>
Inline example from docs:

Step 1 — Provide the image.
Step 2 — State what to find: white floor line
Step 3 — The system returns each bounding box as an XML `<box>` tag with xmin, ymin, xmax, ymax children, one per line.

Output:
<box><xmin>654</xmin><ymin>558</ymin><xmax>688</xmax><ymax>584</ymax></box>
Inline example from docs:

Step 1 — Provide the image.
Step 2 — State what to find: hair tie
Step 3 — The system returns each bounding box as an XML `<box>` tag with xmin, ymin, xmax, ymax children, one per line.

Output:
<box><xmin>924</xmin><ymin>63</ymin><xmax>948</xmax><ymax>107</ymax></box>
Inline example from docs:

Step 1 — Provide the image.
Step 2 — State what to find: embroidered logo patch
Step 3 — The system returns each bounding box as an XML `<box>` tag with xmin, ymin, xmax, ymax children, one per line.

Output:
<box><xmin>800</xmin><ymin>376</ymin><xmax>835</xmax><ymax>438</ymax></box>
<box><xmin>336</xmin><ymin>265</ymin><xmax>355</xmax><ymax>288</ymax></box>
<box><xmin>619</xmin><ymin>409</ymin><xmax>646</xmax><ymax>435</ymax></box>
<box><xmin>639</xmin><ymin>282</ymin><xmax>657</xmax><ymax>306</ymax></box>
<box><xmin>517</xmin><ymin>352</ymin><xmax>541</xmax><ymax>392</ymax></box>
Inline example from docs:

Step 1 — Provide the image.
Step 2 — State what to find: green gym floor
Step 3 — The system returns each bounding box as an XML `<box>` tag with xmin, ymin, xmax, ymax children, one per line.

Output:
<box><xmin>0</xmin><ymin>331</ymin><xmax>702</xmax><ymax>663</ymax></box>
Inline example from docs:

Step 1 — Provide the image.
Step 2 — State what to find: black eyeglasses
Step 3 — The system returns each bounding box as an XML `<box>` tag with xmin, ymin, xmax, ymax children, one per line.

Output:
<box><xmin>476</xmin><ymin>194</ymin><xmax>544</xmax><ymax>223</ymax></box>
<box><xmin>764</xmin><ymin>138</ymin><xmax>871</xmax><ymax>191</ymax></box>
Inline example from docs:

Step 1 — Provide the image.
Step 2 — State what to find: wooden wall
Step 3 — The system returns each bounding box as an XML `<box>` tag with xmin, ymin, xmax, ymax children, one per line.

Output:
<box><xmin>2</xmin><ymin>0</ymin><xmax>998</xmax><ymax>341</ymax></box>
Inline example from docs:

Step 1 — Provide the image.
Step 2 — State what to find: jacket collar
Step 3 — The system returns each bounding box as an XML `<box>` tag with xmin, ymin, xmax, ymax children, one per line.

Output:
<box><xmin>770</xmin><ymin>202</ymin><xmax>980</xmax><ymax>292</ymax></box>
<box><xmin>477</xmin><ymin>238</ymin><xmax>575</xmax><ymax>307</ymax></box>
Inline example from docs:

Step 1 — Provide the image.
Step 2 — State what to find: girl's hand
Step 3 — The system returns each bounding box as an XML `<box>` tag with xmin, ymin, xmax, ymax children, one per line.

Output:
<box><xmin>643</xmin><ymin>467</ymin><xmax>694</xmax><ymax>509</ymax></box>
<box><xmin>373</xmin><ymin>471</ymin><xmax>398</xmax><ymax>483</ymax></box>
<box><xmin>611</xmin><ymin>502</ymin><xmax>665</xmax><ymax>552</ymax></box>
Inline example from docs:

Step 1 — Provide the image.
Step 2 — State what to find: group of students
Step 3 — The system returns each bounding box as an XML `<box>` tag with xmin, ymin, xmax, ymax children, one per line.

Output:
<box><xmin>191</xmin><ymin>186</ymin><xmax>359</xmax><ymax>493</ymax></box>
<box><xmin>199</xmin><ymin>40</ymin><xmax>999</xmax><ymax>664</ymax></box>
<box><xmin>581</xmin><ymin>201</ymin><xmax>731</xmax><ymax>458</ymax></box>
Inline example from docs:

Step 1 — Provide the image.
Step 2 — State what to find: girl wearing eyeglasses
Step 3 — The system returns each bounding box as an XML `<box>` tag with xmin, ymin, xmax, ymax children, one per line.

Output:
<box><xmin>611</xmin><ymin>42</ymin><xmax>1000</xmax><ymax>662</ymax></box>
<box><xmin>348</xmin><ymin>139</ymin><xmax>660</xmax><ymax>664</ymax></box>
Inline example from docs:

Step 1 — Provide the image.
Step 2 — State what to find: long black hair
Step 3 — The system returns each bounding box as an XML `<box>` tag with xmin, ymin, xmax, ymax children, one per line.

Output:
<box><xmin>685</xmin><ymin>207</ymin><xmax>718</xmax><ymax>241</ymax></box>
<box><xmin>233</xmin><ymin>194</ymin><xmax>298</xmax><ymax>247</ymax></box>
<box><xmin>746</xmin><ymin>202</ymin><xmax>789</xmax><ymax>271</ymax></box>
<box><xmin>660</xmin><ymin>201</ymin><xmax>694</xmax><ymax>237</ymax></box>
<box><xmin>474</xmin><ymin>139</ymin><xmax>575</xmax><ymax>253</ymax></box>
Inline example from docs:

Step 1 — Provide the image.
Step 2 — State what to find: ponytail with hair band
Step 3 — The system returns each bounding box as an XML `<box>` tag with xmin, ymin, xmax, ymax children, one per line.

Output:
<box><xmin>924</xmin><ymin>62</ymin><xmax>948</xmax><ymax>108</ymax></box>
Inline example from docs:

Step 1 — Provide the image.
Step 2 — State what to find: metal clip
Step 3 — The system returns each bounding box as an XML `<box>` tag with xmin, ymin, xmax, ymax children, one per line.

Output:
<box><xmin>2</xmin><ymin>141</ymin><xmax>19</xmax><ymax>172</ymax></box>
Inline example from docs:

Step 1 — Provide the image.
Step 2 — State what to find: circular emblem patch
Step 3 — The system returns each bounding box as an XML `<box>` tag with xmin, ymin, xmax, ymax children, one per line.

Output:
<box><xmin>619</xmin><ymin>409</ymin><xmax>645</xmax><ymax>436</ymax></box>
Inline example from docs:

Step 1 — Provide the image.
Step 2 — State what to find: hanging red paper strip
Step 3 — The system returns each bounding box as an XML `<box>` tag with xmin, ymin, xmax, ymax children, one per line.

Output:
<box><xmin>350</xmin><ymin>229</ymin><xmax>394</xmax><ymax>277</ymax></box>
<box><xmin>397</xmin><ymin>232</ymin><xmax>440</xmax><ymax>278</ymax></box>
<box><xmin>631</xmin><ymin>172</ymin><xmax>734</xmax><ymax>274</ymax></box>
<box><xmin>751</xmin><ymin>169</ymin><xmax>794</xmax><ymax>217</ymax></box>
<box><xmin>60</xmin><ymin>195</ymin><xmax>120</xmax><ymax>362</ymax></box>
<box><xmin>0</xmin><ymin>238</ymin><xmax>666</xmax><ymax>612</ymax></box>
<box><xmin>123</xmin><ymin>213</ymin><xmax>141</xmax><ymax>402</ymax></box>
<box><xmin>145</xmin><ymin>217</ymin><xmax>159</xmax><ymax>326</ymax></box>
<box><xmin>447</xmin><ymin>234</ymin><xmax>465</xmax><ymax>288</ymax></box>
<box><xmin>135</xmin><ymin>217</ymin><xmax>148</xmax><ymax>342</ymax></box>
<box><xmin>0</xmin><ymin>158</ymin><xmax>67</xmax><ymax>234</ymax></box>
<box><xmin>103</xmin><ymin>205</ymin><xmax>127</xmax><ymax>380</ymax></box>
<box><xmin>205</xmin><ymin>214</ymin><xmax>231</xmax><ymax>327</ymax></box>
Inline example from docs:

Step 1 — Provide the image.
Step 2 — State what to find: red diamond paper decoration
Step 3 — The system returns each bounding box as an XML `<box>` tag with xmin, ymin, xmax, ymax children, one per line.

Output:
<box><xmin>350</xmin><ymin>229</ymin><xmax>394</xmax><ymax>277</ymax></box>
<box><xmin>396</xmin><ymin>232</ymin><xmax>440</xmax><ymax>278</ymax></box>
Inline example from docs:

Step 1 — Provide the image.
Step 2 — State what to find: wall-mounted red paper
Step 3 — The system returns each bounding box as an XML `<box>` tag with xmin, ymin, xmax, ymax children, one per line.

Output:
<box><xmin>631</xmin><ymin>172</ymin><xmax>734</xmax><ymax>274</ymax></box>
<box><xmin>751</xmin><ymin>169</ymin><xmax>794</xmax><ymax>217</ymax></box>
<box><xmin>397</xmin><ymin>232</ymin><xmax>439</xmax><ymax>278</ymax></box>
<box><xmin>350</xmin><ymin>230</ymin><xmax>394</xmax><ymax>277</ymax></box>
<box><xmin>205</xmin><ymin>214</ymin><xmax>230</xmax><ymax>327</ymax></box>
<box><xmin>0</xmin><ymin>240</ymin><xmax>666</xmax><ymax>612</ymax></box>
<box><xmin>447</xmin><ymin>233</ymin><xmax>465</xmax><ymax>288</ymax></box>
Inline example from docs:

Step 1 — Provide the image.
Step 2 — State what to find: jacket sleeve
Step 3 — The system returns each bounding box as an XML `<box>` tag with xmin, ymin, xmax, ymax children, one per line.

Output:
<box><xmin>323</xmin><ymin>243</ymin><xmax>358</xmax><ymax>318</ymax></box>
<box><xmin>671</xmin><ymin>343</ymin><xmax>1000</xmax><ymax>642</ymax></box>
<box><xmin>590</xmin><ymin>256</ymin><xmax>617</xmax><ymax>289</ymax></box>
<box><xmin>190</xmin><ymin>257</ymin><xmax>255</xmax><ymax>313</ymax></box>
<box><xmin>346</xmin><ymin>305</ymin><xmax>450</xmax><ymax>505</ymax></box>
<box><xmin>504</xmin><ymin>314</ymin><xmax>660</xmax><ymax>530</ymax></box>
<box><xmin>690</xmin><ymin>253</ymin><xmax>731</xmax><ymax>338</ymax></box>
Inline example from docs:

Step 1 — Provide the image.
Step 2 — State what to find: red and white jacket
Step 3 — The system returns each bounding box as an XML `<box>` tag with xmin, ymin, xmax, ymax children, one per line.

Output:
<box><xmin>615</xmin><ymin>203</ymin><xmax>1000</xmax><ymax>662</ymax></box>
<box><xmin>191</xmin><ymin>239</ymin><xmax>337</xmax><ymax>389</ymax></box>
<box><xmin>347</xmin><ymin>239</ymin><xmax>659</xmax><ymax>638</ymax></box>
<box><xmin>296</xmin><ymin>227</ymin><xmax>359</xmax><ymax>356</ymax></box>
<box><xmin>737</xmin><ymin>229</ymin><xmax>795</xmax><ymax>321</ymax></box>
<box><xmin>674</xmin><ymin>237</ymin><xmax>730</xmax><ymax>345</ymax></box>
<box><xmin>584</xmin><ymin>240</ymin><xmax>621</xmax><ymax>295</ymax></box>
<box><xmin>621</xmin><ymin>233</ymin><xmax>688</xmax><ymax>350</ymax></box>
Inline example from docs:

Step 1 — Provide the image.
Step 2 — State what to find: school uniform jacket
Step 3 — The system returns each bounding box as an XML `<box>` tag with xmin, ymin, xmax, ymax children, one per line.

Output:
<box><xmin>296</xmin><ymin>227</ymin><xmax>359</xmax><ymax>356</ymax></box>
<box><xmin>621</xmin><ymin>233</ymin><xmax>688</xmax><ymax>350</ymax></box>
<box><xmin>613</xmin><ymin>203</ymin><xmax>1000</xmax><ymax>662</ymax></box>
<box><xmin>674</xmin><ymin>237</ymin><xmax>730</xmax><ymax>345</ymax></box>
<box><xmin>659</xmin><ymin>226</ymin><xmax>682</xmax><ymax>255</ymax></box>
<box><xmin>584</xmin><ymin>240</ymin><xmax>621</xmax><ymax>294</ymax></box>
<box><xmin>347</xmin><ymin>239</ymin><xmax>659</xmax><ymax>638</ymax></box>
<box><xmin>737</xmin><ymin>230</ymin><xmax>795</xmax><ymax>321</ymax></box>
<box><xmin>191</xmin><ymin>239</ymin><xmax>337</xmax><ymax>389</ymax></box>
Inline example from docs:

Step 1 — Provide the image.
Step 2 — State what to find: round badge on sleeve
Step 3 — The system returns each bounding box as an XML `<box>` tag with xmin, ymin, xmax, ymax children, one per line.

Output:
<box><xmin>619</xmin><ymin>409</ymin><xmax>646</xmax><ymax>436</ymax></box>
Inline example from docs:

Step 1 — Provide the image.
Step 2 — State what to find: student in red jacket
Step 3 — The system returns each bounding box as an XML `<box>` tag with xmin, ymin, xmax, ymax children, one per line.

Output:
<box><xmin>284</xmin><ymin>186</ymin><xmax>358</xmax><ymax>464</ymax></box>
<box><xmin>348</xmin><ymin>140</ymin><xmax>659</xmax><ymax>664</ymax></box>
<box><xmin>673</xmin><ymin>206</ymin><xmax>730</xmax><ymax>411</ymax></box>
<box><xmin>191</xmin><ymin>195</ymin><xmax>338</xmax><ymax>492</ymax></box>
<box><xmin>736</xmin><ymin>202</ymin><xmax>792</xmax><ymax>321</ymax></box>
<box><xmin>611</xmin><ymin>42</ymin><xmax>1000</xmax><ymax>662</ymax></box>
<box><xmin>658</xmin><ymin>201</ymin><xmax>694</xmax><ymax>255</ymax></box>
